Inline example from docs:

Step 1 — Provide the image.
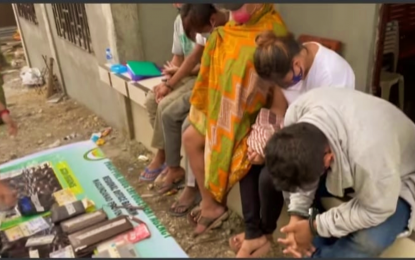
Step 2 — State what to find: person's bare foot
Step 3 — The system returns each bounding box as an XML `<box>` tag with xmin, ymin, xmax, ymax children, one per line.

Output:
<box><xmin>169</xmin><ymin>186</ymin><xmax>199</xmax><ymax>216</ymax></box>
<box><xmin>229</xmin><ymin>232</ymin><xmax>245</xmax><ymax>252</ymax></box>
<box><xmin>230</xmin><ymin>233</ymin><xmax>273</xmax><ymax>252</ymax></box>
<box><xmin>236</xmin><ymin>235</ymin><xmax>270</xmax><ymax>258</ymax></box>
<box><xmin>193</xmin><ymin>199</ymin><xmax>227</xmax><ymax>235</ymax></box>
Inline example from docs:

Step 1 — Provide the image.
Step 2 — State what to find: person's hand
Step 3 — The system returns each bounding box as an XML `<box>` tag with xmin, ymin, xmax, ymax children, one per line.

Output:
<box><xmin>155</xmin><ymin>84</ymin><xmax>172</xmax><ymax>103</ymax></box>
<box><xmin>278</xmin><ymin>216</ymin><xmax>302</xmax><ymax>258</ymax></box>
<box><xmin>153</xmin><ymin>82</ymin><xmax>164</xmax><ymax>95</ymax></box>
<box><xmin>1</xmin><ymin>113</ymin><xmax>17</xmax><ymax>136</ymax></box>
<box><xmin>280</xmin><ymin>219</ymin><xmax>316</xmax><ymax>257</ymax></box>
<box><xmin>0</xmin><ymin>181</ymin><xmax>17</xmax><ymax>210</ymax></box>
<box><xmin>247</xmin><ymin>147</ymin><xmax>265</xmax><ymax>165</ymax></box>
<box><xmin>162</xmin><ymin>61</ymin><xmax>179</xmax><ymax>76</ymax></box>
<box><xmin>279</xmin><ymin>232</ymin><xmax>303</xmax><ymax>258</ymax></box>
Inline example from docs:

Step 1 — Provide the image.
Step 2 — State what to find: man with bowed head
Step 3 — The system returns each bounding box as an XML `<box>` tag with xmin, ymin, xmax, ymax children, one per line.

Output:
<box><xmin>265</xmin><ymin>87</ymin><xmax>415</xmax><ymax>258</ymax></box>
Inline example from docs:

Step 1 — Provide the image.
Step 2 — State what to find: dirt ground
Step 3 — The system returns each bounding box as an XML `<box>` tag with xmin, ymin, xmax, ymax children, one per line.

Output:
<box><xmin>0</xmin><ymin>70</ymin><xmax>285</xmax><ymax>258</ymax></box>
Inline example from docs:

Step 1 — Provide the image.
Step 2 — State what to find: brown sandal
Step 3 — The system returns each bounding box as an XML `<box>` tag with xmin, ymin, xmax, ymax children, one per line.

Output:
<box><xmin>192</xmin><ymin>210</ymin><xmax>230</xmax><ymax>237</ymax></box>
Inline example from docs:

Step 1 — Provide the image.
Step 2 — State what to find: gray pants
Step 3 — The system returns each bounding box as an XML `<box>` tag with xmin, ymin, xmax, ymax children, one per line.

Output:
<box><xmin>159</xmin><ymin>80</ymin><xmax>196</xmax><ymax>187</ymax></box>
<box><xmin>162</xmin><ymin>91</ymin><xmax>192</xmax><ymax>167</ymax></box>
<box><xmin>144</xmin><ymin>77</ymin><xmax>195</xmax><ymax>149</ymax></box>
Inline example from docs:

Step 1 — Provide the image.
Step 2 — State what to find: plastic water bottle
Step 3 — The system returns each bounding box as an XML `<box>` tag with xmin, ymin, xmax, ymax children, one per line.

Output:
<box><xmin>105</xmin><ymin>48</ymin><xmax>114</xmax><ymax>65</ymax></box>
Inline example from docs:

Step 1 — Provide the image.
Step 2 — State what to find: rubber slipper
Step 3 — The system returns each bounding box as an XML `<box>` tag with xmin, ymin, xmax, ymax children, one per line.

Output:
<box><xmin>169</xmin><ymin>202</ymin><xmax>196</xmax><ymax>217</ymax></box>
<box><xmin>193</xmin><ymin>210</ymin><xmax>230</xmax><ymax>237</ymax></box>
<box><xmin>156</xmin><ymin>178</ymin><xmax>184</xmax><ymax>195</ymax></box>
<box><xmin>139</xmin><ymin>163</ymin><xmax>166</xmax><ymax>182</ymax></box>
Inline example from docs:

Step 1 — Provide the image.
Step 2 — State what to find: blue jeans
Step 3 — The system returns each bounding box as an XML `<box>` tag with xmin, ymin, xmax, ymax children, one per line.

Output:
<box><xmin>311</xmin><ymin>175</ymin><xmax>411</xmax><ymax>258</ymax></box>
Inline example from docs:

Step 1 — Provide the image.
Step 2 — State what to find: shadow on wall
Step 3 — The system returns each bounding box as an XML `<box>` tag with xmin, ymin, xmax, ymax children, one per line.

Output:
<box><xmin>137</xmin><ymin>4</ymin><xmax>178</xmax><ymax>66</ymax></box>
<box><xmin>278</xmin><ymin>4</ymin><xmax>379</xmax><ymax>93</ymax></box>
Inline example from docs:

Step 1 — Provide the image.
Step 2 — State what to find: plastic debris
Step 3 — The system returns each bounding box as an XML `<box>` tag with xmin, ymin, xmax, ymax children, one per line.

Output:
<box><xmin>101</xmin><ymin>127</ymin><xmax>112</xmax><ymax>137</ymax></box>
<box><xmin>138</xmin><ymin>155</ymin><xmax>149</xmax><ymax>162</ymax></box>
<box><xmin>20</xmin><ymin>66</ymin><xmax>44</xmax><ymax>86</ymax></box>
<box><xmin>96</xmin><ymin>138</ymin><xmax>105</xmax><ymax>146</ymax></box>
<box><xmin>90</xmin><ymin>133</ymin><xmax>101</xmax><ymax>143</ymax></box>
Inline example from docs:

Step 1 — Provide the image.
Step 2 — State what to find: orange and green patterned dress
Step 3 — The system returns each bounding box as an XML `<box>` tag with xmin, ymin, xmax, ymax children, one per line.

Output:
<box><xmin>189</xmin><ymin>4</ymin><xmax>288</xmax><ymax>202</ymax></box>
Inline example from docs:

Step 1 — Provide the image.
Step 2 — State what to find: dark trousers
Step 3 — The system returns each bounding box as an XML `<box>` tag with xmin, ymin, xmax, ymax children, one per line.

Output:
<box><xmin>240</xmin><ymin>165</ymin><xmax>284</xmax><ymax>239</ymax></box>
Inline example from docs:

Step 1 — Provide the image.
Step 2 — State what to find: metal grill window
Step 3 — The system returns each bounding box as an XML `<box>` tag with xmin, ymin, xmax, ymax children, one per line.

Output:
<box><xmin>16</xmin><ymin>4</ymin><xmax>38</xmax><ymax>25</ymax></box>
<box><xmin>51</xmin><ymin>4</ymin><xmax>93</xmax><ymax>53</ymax></box>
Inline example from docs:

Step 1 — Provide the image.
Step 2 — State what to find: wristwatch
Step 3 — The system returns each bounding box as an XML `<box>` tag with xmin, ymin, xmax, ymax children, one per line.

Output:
<box><xmin>0</xmin><ymin>109</ymin><xmax>10</xmax><ymax>118</ymax></box>
<box><xmin>308</xmin><ymin>207</ymin><xmax>319</xmax><ymax>237</ymax></box>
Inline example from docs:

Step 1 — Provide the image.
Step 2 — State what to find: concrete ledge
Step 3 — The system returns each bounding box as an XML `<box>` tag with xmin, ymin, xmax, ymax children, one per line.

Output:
<box><xmin>97</xmin><ymin>63</ymin><xmax>164</xmax><ymax>105</ymax></box>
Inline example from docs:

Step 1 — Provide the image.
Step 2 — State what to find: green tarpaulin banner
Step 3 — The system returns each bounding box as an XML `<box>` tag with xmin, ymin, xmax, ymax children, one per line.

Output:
<box><xmin>0</xmin><ymin>140</ymin><xmax>187</xmax><ymax>258</ymax></box>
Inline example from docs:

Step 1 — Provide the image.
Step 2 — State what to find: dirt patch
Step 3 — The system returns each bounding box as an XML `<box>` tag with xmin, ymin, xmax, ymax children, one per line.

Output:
<box><xmin>0</xmin><ymin>71</ymin><xmax>285</xmax><ymax>258</ymax></box>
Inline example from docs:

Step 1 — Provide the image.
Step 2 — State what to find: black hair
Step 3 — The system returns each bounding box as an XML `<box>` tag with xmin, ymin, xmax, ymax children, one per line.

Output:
<box><xmin>254</xmin><ymin>31</ymin><xmax>303</xmax><ymax>88</ymax></box>
<box><xmin>180</xmin><ymin>4</ymin><xmax>217</xmax><ymax>41</ymax></box>
<box><xmin>264</xmin><ymin>122</ymin><xmax>328</xmax><ymax>192</ymax></box>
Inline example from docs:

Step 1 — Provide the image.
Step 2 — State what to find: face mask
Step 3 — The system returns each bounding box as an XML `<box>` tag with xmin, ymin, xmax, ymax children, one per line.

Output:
<box><xmin>289</xmin><ymin>67</ymin><xmax>303</xmax><ymax>87</ymax></box>
<box><xmin>232</xmin><ymin>8</ymin><xmax>251</xmax><ymax>24</ymax></box>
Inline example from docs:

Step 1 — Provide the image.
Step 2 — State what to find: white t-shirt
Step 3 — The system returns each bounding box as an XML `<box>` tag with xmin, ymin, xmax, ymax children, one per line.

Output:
<box><xmin>282</xmin><ymin>42</ymin><xmax>355</xmax><ymax>105</ymax></box>
<box><xmin>195</xmin><ymin>34</ymin><xmax>208</xmax><ymax>46</ymax></box>
<box><xmin>172</xmin><ymin>15</ymin><xmax>195</xmax><ymax>57</ymax></box>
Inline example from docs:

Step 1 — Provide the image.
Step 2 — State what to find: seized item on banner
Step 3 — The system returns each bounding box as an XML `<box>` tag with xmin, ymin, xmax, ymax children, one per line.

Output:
<box><xmin>25</xmin><ymin>234</ymin><xmax>56</xmax><ymax>247</ymax></box>
<box><xmin>49</xmin><ymin>245</ymin><xmax>75</xmax><ymax>258</ymax></box>
<box><xmin>51</xmin><ymin>200</ymin><xmax>85</xmax><ymax>223</ymax></box>
<box><xmin>93</xmin><ymin>243</ymin><xmax>139</xmax><ymax>258</ymax></box>
<box><xmin>52</xmin><ymin>188</ymin><xmax>77</xmax><ymax>206</ymax></box>
<box><xmin>29</xmin><ymin>249</ymin><xmax>40</xmax><ymax>258</ymax></box>
<box><xmin>68</xmin><ymin>216</ymin><xmax>134</xmax><ymax>254</ymax></box>
<box><xmin>18</xmin><ymin>193</ymin><xmax>55</xmax><ymax>216</ymax></box>
<box><xmin>61</xmin><ymin>210</ymin><xmax>107</xmax><ymax>234</ymax></box>
<box><xmin>4</xmin><ymin>217</ymin><xmax>50</xmax><ymax>241</ymax></box>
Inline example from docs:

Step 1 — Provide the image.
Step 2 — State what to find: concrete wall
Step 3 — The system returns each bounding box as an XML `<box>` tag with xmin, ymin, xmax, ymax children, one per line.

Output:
<box><xmin>137</xmin><ymin>4</ymin><xmax>178</xmax><ymax>66</ymax></box>
<box><xmin>42</xmin><ymin>4</ymin><xmax>129</xmax><ymax>130</ymax></box>
<box><xmin>278</xmin><ymin>4</ymin><xmax>379</xmax><ymax>93</ymax></box>
<box><xmin>111</xmin><ymin>4</ymin><xmax>144</xmax><ymax>63</ymax></box>
<box><xmin>16</xmin><ymin>5</ymin><xmax>53</xmax><ymax>71</ymax></box>
<box><xmin>15</xmin><ymin>4</ymin><xmax>131</xmax><ymax>132</ymax></box>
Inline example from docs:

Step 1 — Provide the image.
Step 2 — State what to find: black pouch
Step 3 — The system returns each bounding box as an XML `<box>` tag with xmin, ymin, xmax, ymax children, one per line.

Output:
<box><xmin>61</xmin><ymin>210</ymin><xmax>107</xmax><ymax>234</ymax></box>
<box><xmin>68</xmin><ymin>216</ymin><xmax>134</xmax><ymax>256</ymax></box>
<box><xmin>51</xmin><ymin>201</ymin><xmax>86</xmax><ymax>223</ymax></box>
